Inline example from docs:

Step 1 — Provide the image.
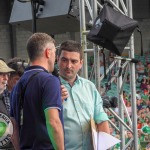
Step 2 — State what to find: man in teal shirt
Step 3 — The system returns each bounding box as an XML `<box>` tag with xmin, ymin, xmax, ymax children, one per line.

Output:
<box><xmin>57</xmin><ymin>40</ymin><xmax>110</xmax><ymax>150</ymax></box>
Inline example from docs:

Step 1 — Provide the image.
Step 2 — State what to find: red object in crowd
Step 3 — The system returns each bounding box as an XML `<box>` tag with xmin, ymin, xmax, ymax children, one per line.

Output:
<box><xmin>137</xmin><ymin>123</ymin><xmax>142</xmax><ymax>129</ymax></box>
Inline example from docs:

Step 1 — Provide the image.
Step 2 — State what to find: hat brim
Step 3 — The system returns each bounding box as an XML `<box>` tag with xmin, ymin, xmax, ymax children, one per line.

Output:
<box><xmin>0</xmin><ymin>68</ymin><xmax>15</xmax><ymax>73</ymax></box>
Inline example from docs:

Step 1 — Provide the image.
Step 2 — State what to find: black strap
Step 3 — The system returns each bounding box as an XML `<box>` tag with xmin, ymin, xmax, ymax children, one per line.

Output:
<box><xmin>19</xmin><ymin>71</ymin><xmax>43</xmax><ymax>129</ymax></box>
<box><xmin>19</xmin><ymin>71</ymin><xmax>42</xmax><ymax>109</ymax></box>
<box><xmin>101</xmin><ymin>49</ymin><xmax>107</xmax><ymax>79</ymax></box>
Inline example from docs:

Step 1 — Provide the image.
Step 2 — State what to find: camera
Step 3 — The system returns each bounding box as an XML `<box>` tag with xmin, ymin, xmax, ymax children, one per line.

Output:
<box><xmin>102</xmin><ymin>96</ymin><xmax>118</xmax><ymax>108</ymax></box>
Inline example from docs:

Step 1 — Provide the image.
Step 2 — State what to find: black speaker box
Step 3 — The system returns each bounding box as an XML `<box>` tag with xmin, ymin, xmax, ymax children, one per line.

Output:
<box><xmin>87</xmin><ymin>4</ymin><xmax>138</xmax><ymax>56</ymax></box>
<box><xmin>9</xmin><ymin>0</ymin><xmax>94</xmax><ymax>34</ymax></box>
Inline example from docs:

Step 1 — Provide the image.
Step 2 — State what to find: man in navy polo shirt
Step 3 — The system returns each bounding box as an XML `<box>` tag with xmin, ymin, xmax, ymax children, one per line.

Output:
<box><xmin>10</xmin><ymin>33</ymin><xmax>64</xmax><ymax>150</ymax></box>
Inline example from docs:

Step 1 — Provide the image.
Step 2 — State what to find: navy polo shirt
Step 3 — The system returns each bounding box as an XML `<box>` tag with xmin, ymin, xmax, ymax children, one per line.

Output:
<box><xmin>10</xmin><ymin>66</ymin><xmax>63</xmax><ymax>150</ymax></box>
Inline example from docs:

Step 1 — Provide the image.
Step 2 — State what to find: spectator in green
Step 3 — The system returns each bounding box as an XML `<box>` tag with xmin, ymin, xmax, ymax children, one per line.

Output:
<box><xmin>126</xmin><ymin>130</ymin><xmax>141</xmax><ymax>149</ymax></box>
<box><xmin>139</xmin><ymin>112</ymin><xmax>146</xmax><ymax>124</ymax></box>
<box><xmin>141</xmin><ymin>118</ymin><xmax>150</xmax><ymax>141</ymax></box>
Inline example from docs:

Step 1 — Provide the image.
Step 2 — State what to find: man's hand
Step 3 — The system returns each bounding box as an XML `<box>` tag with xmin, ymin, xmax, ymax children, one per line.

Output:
<box><xmin>61</xmin><ymin>85</ymin><xmax>69</xmax><ymax>102</ymax></box>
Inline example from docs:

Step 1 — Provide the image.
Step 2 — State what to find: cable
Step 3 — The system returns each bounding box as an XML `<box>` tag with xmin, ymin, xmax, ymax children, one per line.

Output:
<box><xmin>101</xmin><ymin>49</ymin><xmax>107</xmax><ymax>78</ymax></box>
<box><xmin>137</xmin><ymin>27</ymin><xmax>143</xmax><ymax>56</ymax></box>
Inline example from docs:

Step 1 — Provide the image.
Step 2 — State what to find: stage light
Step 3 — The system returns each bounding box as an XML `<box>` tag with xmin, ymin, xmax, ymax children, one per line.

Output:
<box><xmin>87</xmin><ymin>4</ymin><xmax>138</xmax><ymax>56</ymax></box>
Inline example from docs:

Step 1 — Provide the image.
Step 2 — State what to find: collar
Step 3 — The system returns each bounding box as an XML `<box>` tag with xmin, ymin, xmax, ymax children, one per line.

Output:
<box><xmin>25</xmin><ymin>65</ymin><xmax>49</xmax><ymax>73</ymax></box>
<box><xmin>60</xmin><ymin>74</ymin><xmax>80</xmax><ymax>85</ymax></box>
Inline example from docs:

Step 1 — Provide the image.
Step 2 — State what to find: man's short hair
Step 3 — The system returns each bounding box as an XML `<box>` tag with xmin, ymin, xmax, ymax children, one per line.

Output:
<box><xmin>27</xmin><ymin>33</ymin><xmax>55</xmax><ymax>62</ymax></box>
<box><xmin>58</xmin><ymin>40</ymin><xmax>83</xmax><ymax>60</ymax></box>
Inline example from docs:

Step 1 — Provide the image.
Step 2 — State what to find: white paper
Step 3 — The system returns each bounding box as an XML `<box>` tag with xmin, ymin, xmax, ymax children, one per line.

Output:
<box><xmin>97</xmin><ymin>132</ymin><xmax>120</xmax><ymax>150</ymax></box>
<box><xmin>91</xmin><ymin>118</ymin><xmax>120</xmax><ymax>150</ymax></box>
<box><xmin>92</xmin><ymin>128</ymin><xmax>98</xmax><ymax>150</ymax></box>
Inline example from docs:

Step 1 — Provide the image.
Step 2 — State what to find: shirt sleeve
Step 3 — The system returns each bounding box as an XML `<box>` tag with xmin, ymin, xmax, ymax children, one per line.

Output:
<box><xmin>93</xmin><ymin>85</ymin><xmax>109</xmax><ymax>124</ymax></box>
<box><xmin>42</xmin><ymin>75</ymin><xmax>62</xmax><ymax>111</ymax></box>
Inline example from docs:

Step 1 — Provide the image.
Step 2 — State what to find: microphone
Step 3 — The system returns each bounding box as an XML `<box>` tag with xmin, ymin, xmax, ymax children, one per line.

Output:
<box><xmin>52</xmin><ymin>67</ymin><xmax>67</xmax><ymax>101</ymax></box>
<box><xmin>102</xmin><ymin>96</ymin><xmax>118</xmax><ymax>108</ymax></box>
<box><xmin>110</xmin><ymin>56</ymin><xmax>139</xmax><ymax>63</ymax></box>
<box><xmin>52</xmin><ymin>67</ymin><xmax>59</xmax><ymax>77</ymax></box>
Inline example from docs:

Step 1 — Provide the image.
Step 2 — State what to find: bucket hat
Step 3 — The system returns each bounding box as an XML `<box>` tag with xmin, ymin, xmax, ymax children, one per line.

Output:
<box><xmin>0</xmin><ymin>60</ymin><xmax>15</xmax><ymax>73</ymax></box>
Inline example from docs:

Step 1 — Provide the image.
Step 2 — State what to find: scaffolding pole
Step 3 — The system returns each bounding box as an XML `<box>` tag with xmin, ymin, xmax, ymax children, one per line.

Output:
<box><xmin>128</xmin><ymin>0</ymin><xmax>138</xmax><ymax>149</ymax></box>
<box><xmin>79</xmin><ymin>0</ymin><xmax>88</xmax><ymax>79</ymax></box>
<box><xmin>79</xmin><ymin>0</ymin><xmax>138</xmax><ymax>149</ymax></box>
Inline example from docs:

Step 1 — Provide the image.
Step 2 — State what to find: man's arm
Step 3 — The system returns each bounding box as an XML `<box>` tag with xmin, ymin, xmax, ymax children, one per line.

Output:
<box><xmin>10</xmin><ymin>118</ymin><xmax>20</xmax><ymax>150</ymax></box>
<box><xmin>44</xmin><ymin>108</ymin><xmax>64</xmax><ymax>150</ymax></box>
<box><xmin>96</xmin><ymin>121</ymin><xmax>110</xmax><ymax>134</ymax></box>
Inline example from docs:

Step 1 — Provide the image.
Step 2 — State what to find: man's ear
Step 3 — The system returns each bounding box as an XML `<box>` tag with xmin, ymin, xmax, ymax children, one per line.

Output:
<box><xmin>45</xmin><ymin>48</ymin><xmax>50</xmax><ymax>58</ymax></box>
<box><xmin>80</xmin><ymin>59</ymin><xmax>83</xmax><ymax>69</ymax></box>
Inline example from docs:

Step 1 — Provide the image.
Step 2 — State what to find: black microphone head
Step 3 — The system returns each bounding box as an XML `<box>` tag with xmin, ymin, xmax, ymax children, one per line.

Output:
<box><xmin>110</xmin><ymin>96</ymin><xmax>118</xmax><ymax>108</ymax></box>
<box><xmin>102</xmin><ymin>96</ymin><xmax>111</xmax><ymax>108</ymax></box>
<box><xmin>131</xmin><ymin>58</ymin><xmax>139</xmax><ymax>63</ymax></box>
<box><xmin>52</xmin><ymin>67</ymin><xmax>59</xmax><ymax>77</ymax></box>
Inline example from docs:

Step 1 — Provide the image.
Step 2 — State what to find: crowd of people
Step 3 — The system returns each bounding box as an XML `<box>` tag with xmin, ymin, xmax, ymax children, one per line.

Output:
<box><xmin>85</xmin><ymin>50</ymin><xmax>150</xmax><ymax>149</ymax></box>
<box><xmin>105</xmin><ymin>57</ymin><xmax>150</xmax><ymax>149</ymax></box>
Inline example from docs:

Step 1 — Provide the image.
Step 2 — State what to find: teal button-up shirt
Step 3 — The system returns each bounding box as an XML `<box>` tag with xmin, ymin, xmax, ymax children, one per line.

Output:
<box><xmin>60</xmin><ymin>75</ymin><xmax>109</xmax><ymax>150</ymax></box>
